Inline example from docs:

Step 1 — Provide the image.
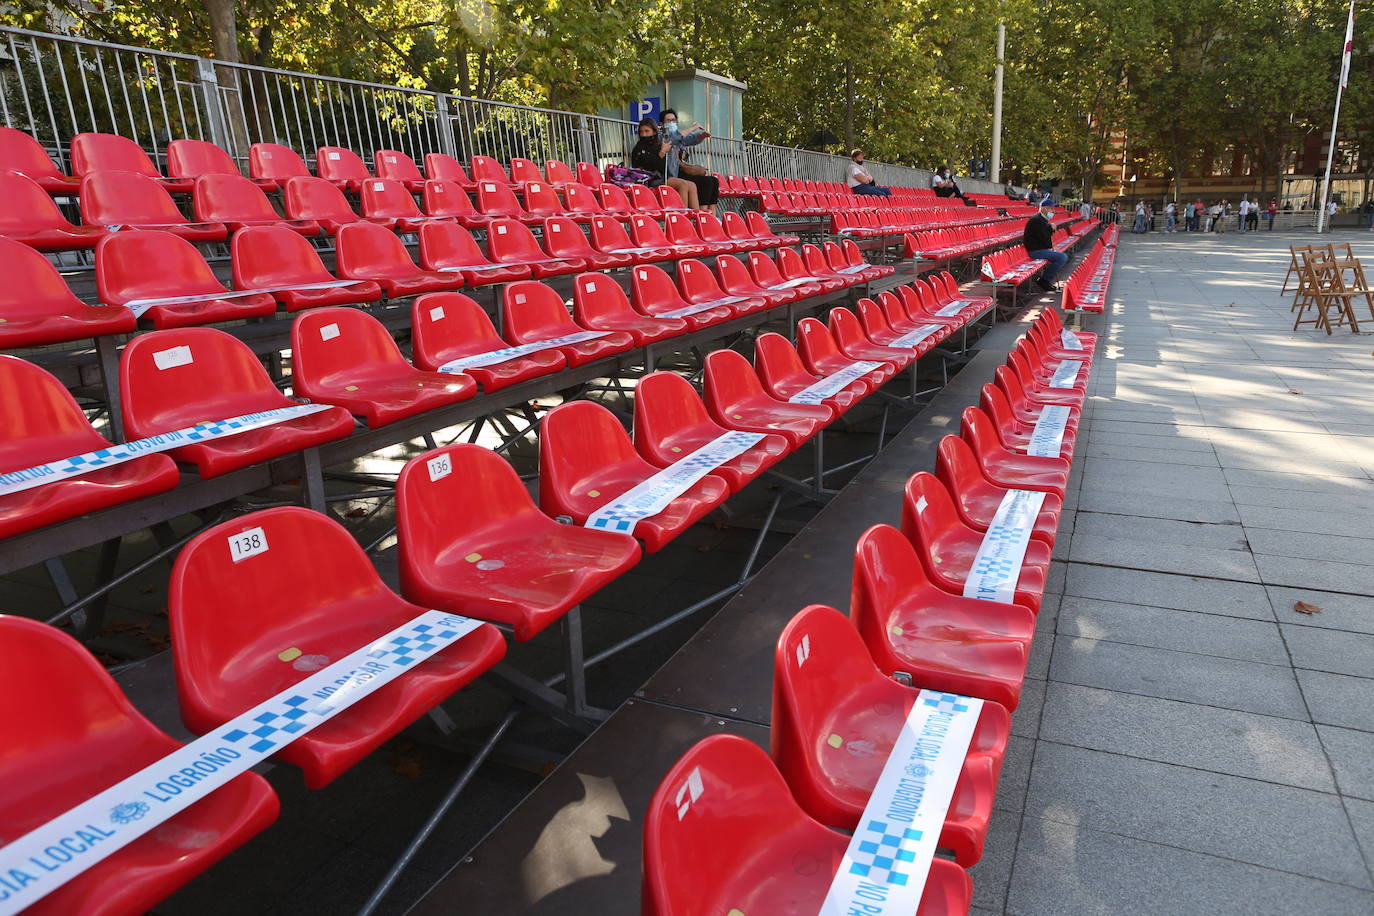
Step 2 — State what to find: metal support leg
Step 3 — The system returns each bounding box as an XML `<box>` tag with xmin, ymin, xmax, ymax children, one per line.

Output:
<box><xmin>302</xmin><ymin>448</ymin><xmax>327</xmax><ymax>512</ymax></box>
<box><xmin>81</xmin><ymin>537</ymin><xmax>124</xmax><ymax>638</ymax></box>
<box><xmin>561</xmin><ymin>607</ymin><xmax>598</xmax><ymax>720</ymax></box>
<box><xmin>44</xmin><ymin>558</ymin><xmax>86</xmax><ymax>634</ymax></box>
<box><xmin>95</xmin><ymin>335</ymin><xmax>126</xmax><ymax>442</ymax></box>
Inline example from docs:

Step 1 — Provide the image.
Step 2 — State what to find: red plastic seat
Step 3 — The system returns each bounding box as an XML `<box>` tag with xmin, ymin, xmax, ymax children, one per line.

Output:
<box><xmin>470</xmin><ymin>155</ymin><xmax>516</xmax><ymax>187</ymax></box>
<box><xmin>715</xmin><ymin>254</ymin><xmax>795</xmax><ymax>306</ymax></box>
<box><xmin>979</xmin><ymin>384</ymin><xmax>1077</xmax><ymax>460</ymax></box>
<box><xmin>772</xmin><ymin>604</ymin><xmax>1009</xmax><ymax>865</ymax></box>
<box><xmin>503</xmin><ymin>280</ymin><xmax>633</xmax><ymax>366</ymax></box>
<box><xmin>522</xmin><ymin>181</ymin><xmax>565</xmax><ymax>219</ymax></box>
<box><xmin>398</xmin><ymin>444</ymin><xmax>641</xmax><ymax>641</ymax></box>
<box><xmin>487</xmin><ymin>218</ymin><xmax>584</xmax><ymax>278</ymax></box>
<box><xmin>410</xmin><ymin>292</ymin><xmax>566</xmax><ymax>390</ymax></box>
<box><xmin>630</xmin><ymin>214</ymin><xmax>697</xmax><ymax>256</ymax></box>
<box><xmin>475</xmin><ymin>179</ymin><xmax>539</xmax><ymax>223</ymax></box>
<box><xmin>70</xmin><ymin>132</ymin><xmax>191</xmax><ymax>192</ymax></box>
<box><xmin>291</xmin><ymin>307</ymin><xmax>476</xmax><ymax>426</ymax></box>
<box><xmin>96</xmin><ymin>230</ymin><xmax>277</xmax><ymax>328</ymax></box>
<box><xmin>540</xmin><ymin>400</ymin><xmax>728</xmax><ymax>553</ymax></box>
<box><xmin>693</xmin><ymin>211</ymin><xmax>750</xmax><ymax>252</ymax></box>
<box><xmin>0</xmin><ymin>356</ymin><xmax>179</xmax><ymax>540</ymax></box>
<box><xmin>644</xmin><ymin>733</ymin><xmax>973</xmax><ymax>916</ymax></box>
<box><xmin>936</xmin><ymin>434</ymin><xmax>1063</xmax><ymax>545</ymax></box>
<box><xmin>192</xmin><ymin>173</ymin><xmax>320</xmax><ymax>235</ymax></box>
<box><xmin>231</xmin><ymin>225</ymin><xmax>381</xmax><ymax>312</ymax></box>
<box><xmin>631</xmin><ymin>264</ymin><xmax>734</xmax><ymax>329</ymax></box>
<box><xmin>0</xmin><ymin>171</ymin><xmax>108</xmax><ymax>250</ymax></box>
<box><xmin>249</xmin><ymin>142</ymin><xmax>311</xmax><ymax>187</ymax></box>
<box><xmin>746</xmin><ymin>209</ymin><xmax>800</xmax><ymax>245</ymax></box>
<box><xmin>657</xmin><ymin>184</ymin><xmax>691</xmax><ymax>211</ymax></box>
<box><xmin>666</xmin><ymin>212</ymin><xmax>732</xmax><ymax>256</ymax></box>
<box><xmin>1011</xmin><ymin>343</ymin><xmax>1089</xmax><ymax>395</ymax></box>
<box><xmin>335</xmin><ymin>221</ymin><xmax>463</xmax><ymax>297</ymax></box>
<box><xmin>994</xmin><ymin>363</ymin><xmax>1076</xmax><ymax>417</ymax></box>
<box><xmin>0</xmin><ymin>615</ymin><xmax>278</xmax><ymax>916</ymax></box>
<box><xmin>828</xmin><ymin>307</ymin><xmax>918</xmax><ymax>367</ymax></box>
<box><xmin>423</xmin><ymin>153</ymin><xmax>477</xmax><ymax>190</ymax></box>
<box><xmin>633</xmin><ymin>370</ymin><xmax>789</xmax><ymax>491</ymax></box>
<box><xmin>315</xmin><ymin>146</ymin><xmax>372</xmax><ymax>192</ymax></box>
<box><xmin>120</xmin><ymin>328</ymin><xmax>356</xmax><ymax>477</ymax></box>
<box><xmin>359</xmin><ymin>177</ymin><xmax>450</xmax><ymax>233</ymax></box>
<box><xmin>373</xmin><ymin>148</ymin><xmax>427</xmax><ymax>191</ymax></box>
<box><xmin>563</xmin><ymin>182</ymin><xmax>612</xmax><ymax>222</ymax></box>
<box><xmin>677</xmin><ymin>258</ymin><xmax>767</xmax><ymax>314</ymax></box>
<box><xmin>779</xmin><ymin>246</ymin><xmax>846</xmax><ymax>294</ymax></box>
<box><xmin>902</xmin><ymin>471</ymin><xmax>1049</xmax><ymax>613</ymax></box>
<box><xmin>961</xmin><ymin>406</ymin><xmax>1071</xmax><ymax>496</ymax></box>
<box><xmin>168</xmin><ymin>138</ymin><xmax>277</xmax><ymax>191</ymax></box>
<box><xmin>703</xmin><ymin>349</ymin><xmax>832</xmax><ymax>447</ymax></box>
<box><xmin>421</xmin><ymin>179</ymin><xmax>491</xmax><ymax>229</ymax></box>
<box><xmin>169</xmin><ymin>507</ymin><xmax>506</xmax><ymax>788</ymax></box>
<box><xmin>544</xmin><ymin>216</ymin><xmax>632</xmax><ymax>269</ymax></box>
<box><xmin>0</xmin><ymin>126</ymin><xmax>80</xmax><ymax>194</ymax></box>
<box><xmin>417</xmin><ymin>220</ymin><xmax>529</xmax><ymax>286</ymax></box>
<box><xmin>628</xmin><ymin>183</ymin><xmax>666</xmax><ymax>217</ymax></box>
<box><xmin>281</xmin><ymin>175</ymin><xmax>382</xmax><ymax>235</ymax></box>
<box><xmin>576</xmin><ymin>161</ymin><xmax>603</xmax><ymax>187</ymax></box>
<box><xmin>80</xmin><ymin>172</ymin><xmax>227</xmax><ymax>242</ymax></box>
<box><xmin>545</xmin><ymin>159</ymin><xmax>577</xmax><ymax>187</ymax></box>
<box><xmin>873</xmin><ymin>290</ymin><xmax>925</xmax><ymax>334</ymax></box>
<box><xmin>795</xmin><ymin>317</ymin><xmax>897</xmax><ymax>388</ymax></box>
<box><xmin>0</xmin><ymin>237</ymin><xmax>135</xmax><ymax>347</ymax></box>
<box><xmin>754</xmin><ymin>331</ymin><xmax>866</xmax><ymax>413</ymax></box>
<box><xmin>853</xmin><ymin>523</ymin><xmax>1032</xmax><ymax>710</ymax></box>
<box><xmin>596</xmin><ymin>183</ymin><xmax>636</xmax><ymax>219</ymax></box>
<box><xmin>801</xmin><ymin>243</ymin><xmax>857</xmax><ymax>288</ymax></box>
<box><xmin>590</xmin><ymin>214</ymin><xmax>671</xmax><ymax>262</ymax></box>
<box><xmin>722</xmin><ymin>210</ymin><xmax>777</xmax><ymax>248</ymax></box>
<box><xmin>747</xmin><ymin>250</ymin><xmax>821</xmax><ymax>299</ymax></box>
<box><xmin>571</xmin><ymin>273</ymin><xmax>686</xmax><ymax>344</ymax></box>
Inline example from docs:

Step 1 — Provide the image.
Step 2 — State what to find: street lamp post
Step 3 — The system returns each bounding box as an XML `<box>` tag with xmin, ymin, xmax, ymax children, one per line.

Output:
<box><xmin>991</xmin><ymin>23</ymin><xmax>1005</xmax><ymax>184</ymax></box>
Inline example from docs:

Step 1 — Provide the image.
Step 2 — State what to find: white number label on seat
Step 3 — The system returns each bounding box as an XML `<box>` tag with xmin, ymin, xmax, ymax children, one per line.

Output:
<box><xmin>319</xmin><ymin>323</ymin><xmax>340</xmax><ymax>341</ymax></box>
<box><xmin>429</xmin><ymin>306</ymin><xmax>446</xmax><ymax>322</ymax></box>
<box><xmin>427</xmin><ymin>453</ymin><xmax>452</xmax><ymax>481</ymax></box>
<box><xmin>372</xmin><ymin>181</ymin><xmax>385</xmax><ymax>191</ymax></box>
<box><xmin>228</xmin><ymin>526</ymin><xmax>269</xmax><ymax>563</ymax></box>
<box><xmin>153</xmin><ymin>345</ymin><xmax>193</xmax><ymax>370</ymax></box>
<box><xmin>585</xmin><ymin>281</ymin><xmax>596</xmax><ymax>293</ymax></box>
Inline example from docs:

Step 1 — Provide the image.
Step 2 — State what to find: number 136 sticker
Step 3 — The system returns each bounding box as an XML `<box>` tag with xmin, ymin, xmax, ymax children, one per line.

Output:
<box><xmin>228</xmin><ymin>526</ymin><xmax>269</xmax><ymax>562</ymax></box>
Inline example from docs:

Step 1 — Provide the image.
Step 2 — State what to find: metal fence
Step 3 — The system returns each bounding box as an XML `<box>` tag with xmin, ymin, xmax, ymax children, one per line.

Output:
<box><xmin>0</xmin><ymin>24</ymin><xmax>1005</xmax><ymax>195</ymax></box>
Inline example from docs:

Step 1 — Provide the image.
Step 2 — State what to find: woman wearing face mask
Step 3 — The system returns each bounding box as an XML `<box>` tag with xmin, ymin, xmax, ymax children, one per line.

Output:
<box><xmin>932</xmin><ymin>166</ymin><xmax>974</xmax><ymax>206</ymax></box>
<box><xmin>630</xmin><ymin>117</ymin><xmax>700</xmax><ymax>208</ymax></box>
<box><xmin>658</xmin><ymin>109</ymin><xmax>720</xmax><ymax>211</ymax></box>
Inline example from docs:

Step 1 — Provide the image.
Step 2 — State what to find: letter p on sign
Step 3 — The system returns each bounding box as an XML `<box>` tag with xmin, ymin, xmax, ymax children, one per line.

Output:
<box><xmin>632</xmin><ymin>96</ymin><xmax>661</xmax><ymax>123</ymax></box>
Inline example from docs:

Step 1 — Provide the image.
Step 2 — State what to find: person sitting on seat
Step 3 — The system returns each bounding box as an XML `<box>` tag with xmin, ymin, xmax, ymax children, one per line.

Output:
<box><xmin>630</xmin><ymin>117</ymin><xmax>700</xmax><ymax>208</ymax></box>
<box><xmin>846</xmin><ymin>149</ymin><xmax>891</xmax><ymax>196</ymax></box>
<box><xmin>659</xmin><ymin>108</ymin><xmax>719</xmax><ymax>212</ymax></box>
<box><xmin>932</xmin><ymin>166</ymin><xmax>973</xmax><ymax>205</ymax></box>
<box><xmin>1023</xmin><ymin>197</ymin><xmax>1067</xmax><ymax>293</ymax></box>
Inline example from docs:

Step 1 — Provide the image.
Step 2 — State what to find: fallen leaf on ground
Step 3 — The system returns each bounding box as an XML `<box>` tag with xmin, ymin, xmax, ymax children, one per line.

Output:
<box><xmin>390</xmin><ymin>754</ymin><xmax>423</xmax><ymax>780</ymax></box>
<box><xmin>1288</xmin><ymin>389</ymin><xmax>1303</xmax><ymax>395</ymax></box>
<box><xmin>1293</xmin><ymin>601</ymin><xmax>1322</xmax><ymax>615</ymax></box>
<box><xmin>345</xmin><ymin>507</ymin><xmax>368</xmax><ymax>518</ymax></box>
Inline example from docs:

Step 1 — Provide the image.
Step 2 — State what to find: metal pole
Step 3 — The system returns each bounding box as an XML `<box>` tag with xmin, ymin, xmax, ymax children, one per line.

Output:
<box><xmin>991</xmin><ymin>22</ymin><xmax>1005</xmax><ymax>184</ymax></box>
<box><xmin>1318</xmin><ymin>0</ymin><xmax>1357</xmax><ymax>233</ymax></box>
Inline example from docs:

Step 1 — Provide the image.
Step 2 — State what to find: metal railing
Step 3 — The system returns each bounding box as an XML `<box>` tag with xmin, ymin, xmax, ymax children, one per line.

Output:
<box><xmin>0</xmin><ymin>24</ymin><xmax>1003</xmax><ymax>194</ymax></box>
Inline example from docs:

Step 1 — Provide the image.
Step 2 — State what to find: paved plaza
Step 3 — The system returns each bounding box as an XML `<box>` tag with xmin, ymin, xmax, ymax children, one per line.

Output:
<box><xmin>971</xmin><ymin>230</ymin><xmax>1374</xmax><ymax>914</ymax></box>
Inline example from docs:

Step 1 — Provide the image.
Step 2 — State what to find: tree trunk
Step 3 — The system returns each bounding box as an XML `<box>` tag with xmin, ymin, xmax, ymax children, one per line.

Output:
<box><xmin>204</xmin><ymin>0</ymin><xmax>240</xmax><ymax>63</ymax></box>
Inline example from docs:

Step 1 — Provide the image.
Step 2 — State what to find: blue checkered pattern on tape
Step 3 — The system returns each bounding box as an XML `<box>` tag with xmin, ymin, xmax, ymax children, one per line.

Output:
<box><xmin>219</xmin><ymin>621</ymin><xmax>461</xmax><ymax>753</ymax></box>
<box><xmin>922</xmin><ymin>692</ymin><xmax>970</xmax><ymax>714</ymax></box>
<box><xmin>848</xmin><ymin>819</ymin><xmax>923</xmax><ymax>886</ymax></box>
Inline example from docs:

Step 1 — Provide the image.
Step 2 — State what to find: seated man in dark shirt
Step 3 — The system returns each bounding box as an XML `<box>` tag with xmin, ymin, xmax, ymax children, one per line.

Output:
<box><xmin>1022</xmin><ymin>198</ymin><xmax>1066</xmax><ymax>292</ymax></box>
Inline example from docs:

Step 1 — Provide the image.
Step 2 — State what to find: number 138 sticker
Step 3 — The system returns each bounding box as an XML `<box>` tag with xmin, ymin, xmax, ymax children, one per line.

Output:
<box><xmin>228</xmin><ymin>526</ymin><xmax>269</xmax><ymax>563</ymax></box>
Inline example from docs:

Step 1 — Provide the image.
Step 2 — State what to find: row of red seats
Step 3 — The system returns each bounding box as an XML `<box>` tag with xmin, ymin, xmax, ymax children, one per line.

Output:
<box><xmin>0</xmin><ymin>218</ymin><xmax>869</xmax><ymax>348</ymax></box>
<box><xmin>903</xmin><ymin>218</ymin><xmax>1030</xmax><ymax>261</ymax></box>
<box><xmin>980</xmin><ymin>245</ymin><xmax>1049</xmax><ymax>287</ymax></box>
<box><xmin>832</xmin><ymin>208</ymin><xmax>1006</xmax><ymax>239</ymax></box>
<box><xmin>642</xmin><ymin>306</ymin><xmax>1098</xmax><ymax>914</ymax></box>
<box><xmin>0</xmin><ymin>251</ymin><xmax>901</xmax><ymax>540</ymax></box>
<box><xmin>720</xmin><ymin>173</ymin><xmax>938</xmax><ymax>200</ymax></box>
<box><xmin>762</xmin><ymin>191</ymin><xmax>976</xmax><ymax>218</ymax></box>
<box><xmin>1062</xmin><ymin>236</ymin><xmax>1116</xmax><ymax>313</ymax></box>
<box><xmin>0</xmin><ymin>277</ymin><xmax>997</xmax><ymax>913</ymax></box>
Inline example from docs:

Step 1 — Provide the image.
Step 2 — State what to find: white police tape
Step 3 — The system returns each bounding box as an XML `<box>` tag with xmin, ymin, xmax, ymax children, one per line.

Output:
<box><xmin>585</xmin><ymin>430</ymin><xmax>765</xmax><ymax>533</ymax></box>
<box><xmin>436</xmin><ymin>331</ymin><xmax>610</xmax><ymax>372</ymax></box>
<box><xmin>819</xmin><ymin>689</ymin><xmax>983</xmax><ymax>916</ymax></box>
<box><xmin>1025</xmin><ymin>405</ymin><xmax>1073</xmax><ymax>458</ymax></box>
<box><xmin>1059</xmin><ymin>328</ymin><xmax>1085</xmax><ymax>351</ymax></box>
<box><xmin>789</xmin><ymin>361</ymin><xmax>883</xmax><ymax>405</ymax></box>
<box><xmin>121</xmin><ymin>281</ymin><xmax>358</xmax><ymax>318</ymax></box>
<box><xmin>935</xmin><ymin>300</ymin><xmax>975</xmax><ymax>316</ymax></box>
<box><xmin>0</xmin><ymin>404</ymin><xmax>334</xmax><ymax>498</ymax></box>
<box><xmin>771</xmin><ymin>275</ymin><xmax>831</xmax><ymax>290</ymax></box>
<box><xmin>962</xmin><ymin>488</ymin><xmax>1046</xmax><ymax>603</ymax></box>
<box><xmin>0</xmin><ymin>610</ymin><xmax>485</xmax><ymax>916</ymax></box>
<box><xmin>659</xmin><ymin>295</ymin><xmax>747</xmax><ymax>320</ymax></box>
<box><xmin>1047</xmin><ymin>360</ymin><xmax>1083</xmax><ymax>389</ymax></box>
<box><xmin>889</xmin><ymin>323</ymin><xmax>945</xmax><ymax>349</ymax></box>
<box><xmin>437</xmin><ymin>256</ymin><xmax>576</xmax><ymax>272</ymax></box>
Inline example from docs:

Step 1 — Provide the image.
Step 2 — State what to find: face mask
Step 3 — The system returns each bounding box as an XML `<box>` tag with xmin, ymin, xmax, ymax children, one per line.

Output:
<box><xmin>664</xmin><ymin>121</ymin><xmax>679</xmax><ymax>134</ymax></box>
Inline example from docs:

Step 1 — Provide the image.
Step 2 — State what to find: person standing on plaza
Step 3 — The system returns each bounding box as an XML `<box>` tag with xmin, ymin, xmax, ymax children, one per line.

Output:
<box><xmin>1133</xmin><ymin>200</ymin><xmax>1147</xmax><ymax>233</ymax></box>
<box><xmin>1363</xmin><ymin>199</ymin><xmax>1374</xmax><ymax>229</ymax></box>
<box><xmin>1267</xmin><ymin>199</ymin><xmax>1278</xmax><ymax>230</ymax></box>
<box><xmin>1023</xmin><ymin>197</ymin><xmax>1068</xmax><ymax>292</ymax></box>
<box><xmin>1165</xmin><ymin>200</ymin><xmax>1177</xmax><ymax>232</ymax></box>
<box><xmin>1237</xmin><ymin>198</ymin><xmax>1250</xmax><ymax>232</ymax></box>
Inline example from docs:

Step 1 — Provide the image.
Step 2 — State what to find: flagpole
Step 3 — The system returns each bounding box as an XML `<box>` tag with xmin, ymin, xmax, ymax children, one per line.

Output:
<box><xmin>1318</xmin><ymin>0</ymin><xmax>1357</xmax><ymax>233</ymax></box>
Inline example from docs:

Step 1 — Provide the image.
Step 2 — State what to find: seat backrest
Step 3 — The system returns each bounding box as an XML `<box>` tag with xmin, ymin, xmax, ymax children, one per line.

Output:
<box><xmin>232</xmin><ymin>224</ymin><xmax>334</xmax><ymax>288</ymax></box>
<box><xmin>422</xmin><ymin>179</ymin><xmax>480</xmax><ymax>219</ymax></box>
<box><xmin>901</xmin><ymin>470</ymin><xmax>971</xmax><ymax>552</ymax></box>
<box><xmin>509</xmin><ymin>157</ymin><xmax>545</xmax><ymax>185</ymax></box>
<box><xmin>423</xmin><ymin>153</ymin><xmax>472</xmax><ymax>184</ymax></box>
<box><xmin>470</xmin><ymin>155</ymin><xmax>511</xmax><ymax>184</ymax></box>
<box><xmin>292</xmin><ymin>306</ymin><xmax>411</xmax><ymax>389</ymax></box>
<box><xmin>644</xmin><ymin>733</ymin><xmax>819</xmax><ymax>916</ymax></box>
<box><xmin>693</xmin><ymin>212</ymin><xmax>730</xmax><ymax>243</ymax></box>
<box><xmin>316</xmin><ymin>146</ymin><xmax>371</xmax><ymax>184</ymax></box>
<box><xmin>0</xmin><ymin>355</ymin><xmax>110</xmax><ymax>465</ymax></box>
<box><xmin>523</xmin><ymin>181</ymin><xmax>564</xmax><ymax>215</ymax></box>
<box><xmin>546</xmin><ymin>160</ymin><xmax>576</xmax><ymax>185</ymax></box>
<box><xmin>335</xmin><ymin>220</ymin><xmax>420</xmax><ymax>275</ymax></box>
<box><xmin>676</xmin><ymin>258</ymin><xmax>725</xmax><ymax>301</ymax></box>
<box><xmin>538</xmin><ymin>400</ymin><xmax>643</xmax><ymax>511</ymax></box>
<box><xmin>80</xmin><ymin>171</ymin><xmax>188</xmax><ymax>226</ymax></box>
<box><xmin>0</xmin><ymin>126</ymin><xmax>69</xmax><ymax>181</ymax></box>
<box><xmin>796</xmin><ymin>316</ymin><xmax>844</xmax><ymax>367</ymax></box>
<box><xmin>120</xmin><ymin>327</ymin><xmax>288</xmax><ymax>436</ymax></box>
<box><xmin>703</xmin><ymin>346</ymin><xmax>769</xmax><ymax>407</ymax></box>
<box><xmin>628</xmin><ymin>184</ymin><xmax>662</xmax><ymax>212</ymax></box>
<box><xmin>935</xmin><ymin>432</ymin><xmax>995</xmax><ymax>508</ymax></box>
<box><xmin>0</xmin><ymin>235</ymin><xmax>85</xmax><ymax>317</ymax></box>
<box><xmin>715</xmin><ymin>254</ymin><xmax>764</xmax><ymax>294</ymax></box>
<box><xmin>802</xmin><ymin>243</ymin><xmax>836</xmax><ymax>276</ymax></box>
<box><xmin>665</xmin><ymin>212</ymin><xmax>705</xmax><ymax>245</ymax></box>
<box><xmin>746</xmin><ymin>210</ymin><xmax>778</xmax><ymax>238</ymax></box>
<box><xmin>360</xmin><ymin>177</ymin><xmax>423</xmax><ymax>219</ymax></box>
<box><xmin>543</xmin><ymin>216</ymin><xmax>594</xmax><ymax>257</ymax></box>
<box><xmin>476</xmin><ymin>180</ymin><xmax>527</xmax><ymax>217</ymax></box>
<box><xmin>827</xmin><ymin>306</ymin><xmax>870</xmax><ymax>349</ymax></box>
<box><xmin>777</xmin><ymin>247</ymin><xmax>812</xmax><ymax>279</ymax></box>
<box><xmin>631</xmin><ymin>263</ymin><xmax>690</xmax><ymax>311</ymax></box>
<box><xmin>282</xmin><ymin>175</ymin><xmax>358</xmax><ymax>223</ymax></box>
<box><xmin>753</xmin><ymin>331</ymin><xmax>813</xmax><ymax>391</ymax></box>
<box><xmin>589</xmin><ymin>214</ymin><xmax>635</xmax><ymax>250</ymax></box>
<box><xmin>193</xmin><ymin>172</ymin><xmax>279</xmax><ymax>221</ymax></box>
<box><xmin>503</xmin><ymin>280</ymin><xmax>579</xmax><ymax>340</ymax></box>
<box><xmin>563</xmin><ymin>182</ymin><xmax>604</xmax><ymax>216</ymax></box>
<box><xmin>850</xmin><ymin>522</ymin><xmax>936</xmax><ymax>635</ymax></box>
<box><xmin>418</xmin><ymin>219</ymin><xmax>490</xmax><ymax>270</ymax></box>
<box><xmin>249</xmin><ymin>143</ymin><xmax>311</xmax><ymax>182</ymax></box>
<box><xmin>486</xmin><ymin>217</ymin><xmax>545</xmax><ymax>261</ymax></box>
<box><xmin>630</xmin><ymin>215</ymin><xmax>673</xmax><ymax>247</ymax></box>
<box><xmin>410</xmin><ymin>292</ymin><xmax>508</xmax><ymax>369</ymax></box>
<box><xmin>96</xmin><ymin>229</ymin><xmax>224</xmax><ymax>303</ymax></box>
<box><xmin>658</xmin><ymin>184</ymin><xmax>688</xmax><ymax>210</ymax></box>
<box><xmin>167</xmin><ymin>139</ymin><xmax>239</xmax><ymax>180</ymax></box>
<box><xmin>721</xmin><ymin>211</ymin><xmax>752</xmax><ymax>240</ymax></box>
<box><xmin>858</xmin><ymin>297</ymin><xmax>894</xmax><ymax>337</ymax></box>
<box><xmin>571</xmin><ymin>272</ymin><xmax>634</xmax><ymax>324</ymax></box>
<box><xmin>70</xmin><ymin>132</ymin><xmax>162</xmax><ymax>178</ymax></box>
<box><xmin>747</xmin><ymin>250</ymin><xmax>787</xmax><ymax>286</ymax></box>
<box><xmin>374</xmin><ymin>149</ymin><xmax>424</xmax><ymax>183</ymax></box>
<box><xmin>0</xmin><ymin>170</ymin><xmax>75</xmax><ymax>233</ymax></box>
<box><xmin>576</xmin><ymin>161</ymin><xmax>603</xmax><ymax>186</ymax></box>
<box><xmin>168</xmin><ymin>506</ymin><xmax>403</xmax><ymax>729</ymax></box>
<box><xmin>632</xmin><ymin>371</ymin><xmax>724</xmax><ymax>465</ymax></box>
<box><xmin>597</xmin><ymin>183</ymin><xmax>634</xmax><ymax>213</ymax></box>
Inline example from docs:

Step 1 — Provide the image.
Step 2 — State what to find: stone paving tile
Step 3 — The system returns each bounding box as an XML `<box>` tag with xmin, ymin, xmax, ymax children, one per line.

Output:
<box><xmin>1319</xmin><ymin>725</ymin><xmax>1374</xmax><ymax>802</ymax></box>
<box><xmin>1297</xmin><ymin>669</ymin><xmax>1374</xmax><ymax>734</ymax></box>
<box><xmin>1058</xmin><ymin>596</ymin><xmax>1288</xmax><ymax>664</ymax></box>
<box><xmin>1068</xmin><ymin>534</ymin><xmax>1260</xmax><ymax>582</ymax></box>
<box><xmin>1256</xmin><ymin>554</ymin><xmax>1374</xmax><ymax>597</ymax></box>
<box><xmin>1264</xmin><ymin>585</ymin><xmax>1374</xmax><ymax>635</ymax></box>
<box><xmin>1025</xmin><ymin>742</ymin><xmax>1371</xmax><ymax>887</ymax></box>
<box><xmin>1071</xmin><ymin>513</ymin><xmax>1249</xmax><ymax>551</ymax></box>
<box><xmin>1073</xmin><ymin>490</ymin><xmax>1241</xmax><ymax>524</ymax></box>
<box><xmin>1064</xmin><ymin>564</ymin><xmax>1274</xmax><ymax>620</ymax></box>
<box><xmin>1247</xmin><ymin>528</ymin><xmax>1374</xmax><ymax>566</ymax></box>
<box><xmin>1281</xmin><ymin>626</ymin><xmax>1374</xmax><ymax>679</ymax></box>
<box><xmin>1239</xmin><ymin>503</ymin><xmax>1374</xmax><ymax>539</ymax></box>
